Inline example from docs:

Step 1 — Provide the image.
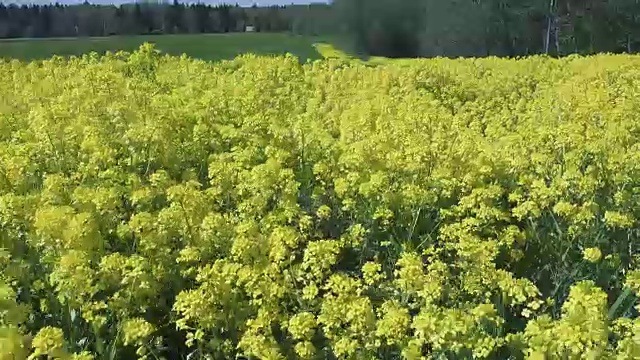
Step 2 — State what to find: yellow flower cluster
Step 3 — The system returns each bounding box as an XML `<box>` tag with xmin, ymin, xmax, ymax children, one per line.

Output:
<box><xmin>583</xmin><ymin>247</ymin><xmax>603</xmax><ymax>263</ymax></box>
<box><xmin>0</xmin><ymin>44</ymin><xmax>639</xmax><ymax>359</ymax></box>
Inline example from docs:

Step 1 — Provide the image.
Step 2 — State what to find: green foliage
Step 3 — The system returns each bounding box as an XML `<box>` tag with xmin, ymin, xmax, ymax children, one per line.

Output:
<box><xmin>1</xmin><ymin>44</ymin><xmax>640</xmax><ymax>359</ymax></box>
<box><xmin>335</xmin><ymin>0</ymin><xmax>640</xmax><ymax>58</ymax></box>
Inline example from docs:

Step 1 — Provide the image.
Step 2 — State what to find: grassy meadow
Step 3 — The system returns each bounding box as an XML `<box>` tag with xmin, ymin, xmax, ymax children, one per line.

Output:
<box><xmin>0</xmin><ymin>33</ymin><xmax>328</xmax><ymax>62</ymax></box>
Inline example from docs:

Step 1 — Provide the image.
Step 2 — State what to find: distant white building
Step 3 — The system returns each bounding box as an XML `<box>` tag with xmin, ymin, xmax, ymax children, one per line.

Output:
<box><xmin>245</xmin><ymin>25</ymin><xmax>256</xmax><ymax>32</ymax></box>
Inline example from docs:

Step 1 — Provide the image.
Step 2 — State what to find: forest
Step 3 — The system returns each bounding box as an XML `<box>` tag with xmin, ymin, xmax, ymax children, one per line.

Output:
<box><xmin>337</xmin><ymin>0</ymin><xmax>640</xmax><ymax>57</ymax></box>
<box><xmin>1</xmin><ymin>0</ymin><xmax>639</xmax><ymax>58</ymax></box>
<box><xmin>0</xmin><ymin>2</ymin><xmax>335</xmax><ymax>39</ymax></box>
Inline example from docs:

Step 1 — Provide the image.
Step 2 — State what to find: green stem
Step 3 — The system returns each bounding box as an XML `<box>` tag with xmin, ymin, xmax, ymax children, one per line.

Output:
<box><xmin>147</xmin><ymin>344</ymin><xmax>162</xmax><ymax>360</ymax></box>
<box><xmin>94</xmin><ymin>323</ymin><xmax>105</xmax><ymax>356</ymax></box>
<box><xmin>108</xmin><ymin>324</ymin><xmax>122</xmax><ymax>360</ymax></box>
<box><xmin>608</xmin><ymin>287</ymin><xmax>634</xmax><ymax>320</ymax></box>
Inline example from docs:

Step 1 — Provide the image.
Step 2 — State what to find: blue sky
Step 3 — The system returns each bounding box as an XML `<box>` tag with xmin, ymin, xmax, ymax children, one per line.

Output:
<box><xmin>1</xmin><ymin>0</ymin><xmax>328</xmax><ymax>5</ymax></box>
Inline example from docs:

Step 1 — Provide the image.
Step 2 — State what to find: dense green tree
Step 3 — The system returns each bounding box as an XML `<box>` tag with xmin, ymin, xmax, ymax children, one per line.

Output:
<box><xmin>335</xmin><ymin>0</ymin><xmax>425</xmax><ymax>57</ymax></box>
<box><xmin>336</xmin><ymin>0</ymin><xmax>639</xmax><ymax>58</ymax></box>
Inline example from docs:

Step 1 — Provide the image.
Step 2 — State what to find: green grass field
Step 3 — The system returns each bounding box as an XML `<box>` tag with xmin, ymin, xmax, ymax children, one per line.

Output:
<box><xmin>0</xmin><ymin>33</ymin><xmax>328</xmax><ymax>62</ymax></box>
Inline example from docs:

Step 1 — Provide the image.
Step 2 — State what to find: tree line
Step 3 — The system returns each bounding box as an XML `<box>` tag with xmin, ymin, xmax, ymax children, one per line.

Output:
<box><xmin>0</xmin><ymin>1</ymin><xmax>334</xmax><ymax>39</ymax></box>
<box><xmin>1</xmin><ymin>0</ymin><xmax>639</xmax><ymax>58</ymax></box>
<box><xmin>336</xmin><ymin>0</ymin><xmax>640</xmax><ymax>57</ymax></box>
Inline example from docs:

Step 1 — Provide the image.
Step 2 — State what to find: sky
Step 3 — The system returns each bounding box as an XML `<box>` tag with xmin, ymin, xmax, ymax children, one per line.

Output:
<box><xmin>1</xmin><ymin>0</ymin><xmax>329</xmax><ymax>5</ymax></box>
